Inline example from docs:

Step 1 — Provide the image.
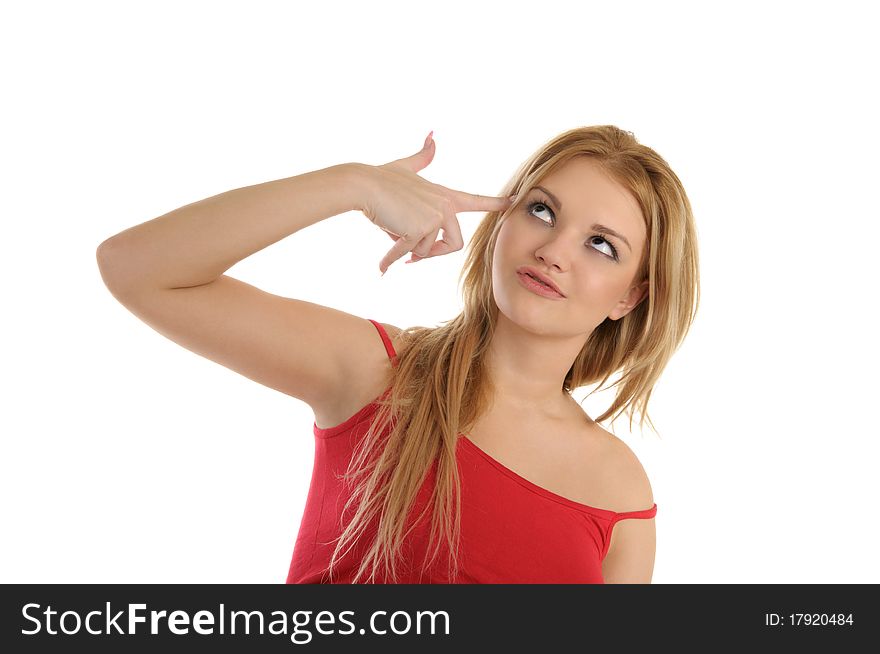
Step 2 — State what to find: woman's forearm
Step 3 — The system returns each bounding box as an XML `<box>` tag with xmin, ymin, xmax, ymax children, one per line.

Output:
<box><xmin>96</xmin><ymin>162</ymin><xmax>371</xmax><ymax>292</ymax></box>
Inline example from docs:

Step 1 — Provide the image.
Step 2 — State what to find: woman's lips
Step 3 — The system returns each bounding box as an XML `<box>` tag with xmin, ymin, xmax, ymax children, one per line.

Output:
<box><xmin>516</xmin><ymin>266</ymin><xmax>565</xmax><ymax>296</ymax></box>
<box><xmin>516</xmin><ymin>271</ymin><xmax>565</xmax><ymax>299</ymax></box>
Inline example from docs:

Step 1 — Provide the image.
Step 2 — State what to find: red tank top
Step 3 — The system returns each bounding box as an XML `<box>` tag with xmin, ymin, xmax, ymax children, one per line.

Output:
<box><xmin>286</xmin><ymin>319</ymin><xmax>657</xmax><ymax>583</ymax></box>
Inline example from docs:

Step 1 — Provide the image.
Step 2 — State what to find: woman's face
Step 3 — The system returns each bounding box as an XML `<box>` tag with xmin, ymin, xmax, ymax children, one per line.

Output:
<box><xmin>492</xmin><ymin>156</ymin><xmax>649</xmax><ymax>336</ymax></box>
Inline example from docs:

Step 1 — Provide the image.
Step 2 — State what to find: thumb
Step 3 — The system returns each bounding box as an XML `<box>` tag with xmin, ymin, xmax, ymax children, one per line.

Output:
<box><xmin>382</xmin><ymin>130</ymin><xmax>436</xmax><ymax>173</ymax></box>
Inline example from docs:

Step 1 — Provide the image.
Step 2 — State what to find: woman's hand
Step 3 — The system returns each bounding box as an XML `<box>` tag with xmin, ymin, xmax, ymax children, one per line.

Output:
<box><xmin>359</xmin><ymin>131</ymin><xmax>514</xmax><ymax>275</ymax></box>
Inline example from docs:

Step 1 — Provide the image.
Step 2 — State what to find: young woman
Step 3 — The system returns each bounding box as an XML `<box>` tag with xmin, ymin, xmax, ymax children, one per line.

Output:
<box><xmin>97</xmin><ymin>126</ymin><xmax>700</xmax><ymax>584</ymax></box>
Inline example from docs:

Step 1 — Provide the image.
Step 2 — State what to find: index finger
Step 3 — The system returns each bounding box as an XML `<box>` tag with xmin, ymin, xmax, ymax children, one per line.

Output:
<box><xmin>440</xmin><ymin>187</ymin><xmax>515</xmax><ymax>214</ymax></box>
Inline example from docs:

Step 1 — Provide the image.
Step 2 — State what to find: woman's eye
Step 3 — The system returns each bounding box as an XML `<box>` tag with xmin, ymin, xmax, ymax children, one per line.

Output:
<box><xmin>528</xmin><ymin>201</ymin><xmax>553</xmax><ymax>224</ymax></box>
<box><xmin>588</xmin><ymin>235</ymin><xmax>616</xmax><ymax>258</ymax></box>
<box><xmin>527</xmin><ymin>200</ymin><xmax>618</xmax><ymax>260</ymax></box>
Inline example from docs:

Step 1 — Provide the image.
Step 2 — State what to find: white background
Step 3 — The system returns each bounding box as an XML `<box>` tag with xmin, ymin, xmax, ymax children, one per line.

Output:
<box><xmin>2</xmin><ymin>0</ymin><xmax>877</xmax><ymax>583</ymax></box>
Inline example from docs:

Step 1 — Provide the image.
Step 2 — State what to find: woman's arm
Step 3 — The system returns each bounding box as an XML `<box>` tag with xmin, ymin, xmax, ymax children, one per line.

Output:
<box><xmin>93</xmin><ymin>161</ymin><xmax>392</xmax><ymax>420</ymax></box>
<box><xmin>96</xmin><ymin>162</ymin><xmax>372</xmax><ymax>292</ymax></box>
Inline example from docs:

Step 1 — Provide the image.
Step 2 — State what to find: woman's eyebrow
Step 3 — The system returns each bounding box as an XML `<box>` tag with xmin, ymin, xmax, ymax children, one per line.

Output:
<box><xmin>533</xmin><ymin>185</ymin><xmax>632</xmax><ymax>252</ymax></box>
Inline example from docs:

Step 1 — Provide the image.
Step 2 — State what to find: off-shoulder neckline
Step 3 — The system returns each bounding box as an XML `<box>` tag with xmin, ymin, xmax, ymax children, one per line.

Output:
<box><xmin>458</xmin><ymin>434</ymin><xmax>656</xmax><ymax>520</ymax></box>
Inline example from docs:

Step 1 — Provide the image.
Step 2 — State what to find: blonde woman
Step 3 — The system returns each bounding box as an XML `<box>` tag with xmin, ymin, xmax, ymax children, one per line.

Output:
<box><xmin>97</xmin><ymin>126</ymin><xmax>699</xmax><ymax>584</ymax></box>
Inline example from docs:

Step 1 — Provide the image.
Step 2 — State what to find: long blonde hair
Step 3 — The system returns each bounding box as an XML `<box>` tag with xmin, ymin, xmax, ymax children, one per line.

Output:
<box><xmin>326</xmin><ymin>125</ymin><xmax>700</xmax><ymax>583</ymax></box>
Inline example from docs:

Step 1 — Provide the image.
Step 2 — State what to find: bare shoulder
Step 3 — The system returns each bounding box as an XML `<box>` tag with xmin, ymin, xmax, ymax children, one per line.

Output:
<box><xmin>588</xmin><ymin>423</ymin><xmax>655</xmax><ymax>512</ymax></box>
<box><xmin>593</xmin><ymin>425</ymin><xmax>657</xmax><ymax>582</ymax></box>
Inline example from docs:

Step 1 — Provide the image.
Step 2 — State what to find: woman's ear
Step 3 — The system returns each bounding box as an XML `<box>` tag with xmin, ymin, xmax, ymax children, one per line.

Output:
<box><xmin>608</xmin><ymin>278</ymin><xmax>649</xmax><ymax>321</ymax></box>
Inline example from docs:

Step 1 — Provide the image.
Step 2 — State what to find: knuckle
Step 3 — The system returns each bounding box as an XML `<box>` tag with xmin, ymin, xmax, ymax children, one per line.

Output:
<box><xmin>438</xmin><ymin>196</ymin><xmax>454</xmax><ymax>213</ymax></box>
